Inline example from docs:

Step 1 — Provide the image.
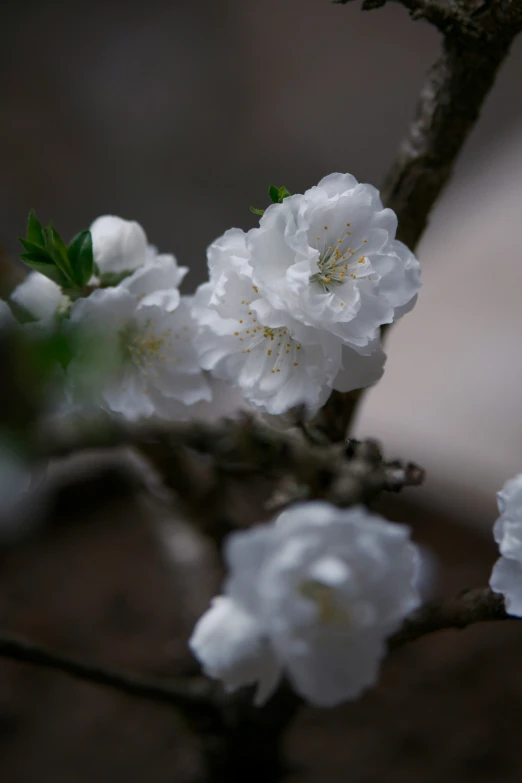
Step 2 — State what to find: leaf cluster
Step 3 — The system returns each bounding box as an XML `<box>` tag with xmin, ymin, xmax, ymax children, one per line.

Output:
<box><xmin>19</xmin><ymin>210</ymin><xmax>94</xmax><ymax>290</ymax></box>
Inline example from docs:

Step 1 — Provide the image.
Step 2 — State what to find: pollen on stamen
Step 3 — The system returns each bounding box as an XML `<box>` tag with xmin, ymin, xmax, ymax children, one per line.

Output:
<box><xmin>267</xmin><ymin>349</ymin><xmax>272</xmax><ymax>355</ymax></box>
<box><xmin>293</xmin><ymin>362</ymin><xmax>298</xmax><ymax>366</ymax></box>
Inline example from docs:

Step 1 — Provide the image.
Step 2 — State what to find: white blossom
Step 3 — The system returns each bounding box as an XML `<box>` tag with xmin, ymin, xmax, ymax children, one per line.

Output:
<box><xmin>192</xmin><ymin>228</ymin><xmax>386</xmax><ymax>415</ymax></box>
<box><xmin>91</xmin><ymin>215</ymin><xmax>188</xmax><ymax>306</ymax></box>
<box><xmin>90</xmin><ymin>215</ymin><xmax>149</xmax><ymax>275</ymax></box>
<box><xmin>67</xmin><ymin>287</ymin><xmax>211</xmax><ymax>421</ymax></box>
<box><xmin>189</xmin><ymin>501</ymin><xmax>420</xmax><ymax>707</ymax></box>
<box><xmin>489</xmin><ymin>474</ymin><xmax>522</xmax><ymax>616</ymax></box>
<box><xmin>10</xmin><ymin>272</ymin><xmax>69</xmax><ymax>327</ymax></box>
<box><xmin>248</xmin><ymin>173</ymin><xmax>421</xmax><ymax>352</ymax></box>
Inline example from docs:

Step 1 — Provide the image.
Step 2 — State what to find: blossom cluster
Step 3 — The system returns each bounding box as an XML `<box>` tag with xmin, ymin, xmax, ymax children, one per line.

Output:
<box><xmin>193</xmin><ymin>174</ymin><xmax>420</xmax><ymax>414</ymax></box>
<box><xmin>5</xmin><ymin>173</ymin><xmax>421</xmax><ymax>421</ymax></box>
<box><xmin>0</xmin><ymin>174</ymin><xmax>425</xmax><ymax>709</ymax></box>
<box><xmin>11</xmin><ymin>215</ymin><xmax>212</xmax><ymax>420</ymax></box>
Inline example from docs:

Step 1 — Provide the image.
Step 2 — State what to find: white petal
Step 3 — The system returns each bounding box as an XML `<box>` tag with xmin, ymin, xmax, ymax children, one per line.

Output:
<box><xmin>11</xmin><ymin>272</ymin><xmax>65</xmax><ymax>323</ymax></box>
<box><xmin>122</xmin><ymin>254</ymin><xmax>186</xmax><ymax>309</ymax></box>
<box><xmin>490</xmin><ymin>556</ymin><xmax>522</xmax><ymax>617</ymax></box>
<box><xmin>189</xmin><ymin>596</ymin><xmax>282</xmax><ymax>702</ymax></box>
<box><xmin>90</xmin><ymin>215</ymin><xmax>148</xmax><ymax>274</ymax></box>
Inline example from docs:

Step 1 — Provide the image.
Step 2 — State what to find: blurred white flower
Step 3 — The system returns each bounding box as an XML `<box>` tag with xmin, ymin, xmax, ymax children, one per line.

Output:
<box><xmin>67</xmin><ymin>287</ymin><xmax>211</xmax><ymax>421</ymax></box>
<box><xmin>192</xmin><ymin>229</ymin><xmax>385</xmax><ymax>415</ymax></box>
<box><xmin>10</xmin><ymin>272</ymin><xmax>69</xmax><ymax>327</ymax></box>
<box><xmin>189</xmin><ymin>501</ymin><xmax>420</xmax><ymax>707</ymax></box>
<box><xmin>248</xmin><ymin>173</ymin><xmax>421</xmax><ymax>352</ymax></box>
<box><xmin>490</xmin><ymin>474</ymin><xmax>522</xmax><ymax>615</ymax></box>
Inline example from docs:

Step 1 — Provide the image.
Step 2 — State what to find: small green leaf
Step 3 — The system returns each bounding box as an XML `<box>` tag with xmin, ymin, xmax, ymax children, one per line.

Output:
<box><xmin>68</xmin><ymin>230</ymin><xmax>93</xmax><ymax>287</ymax></box>
<box><xmin>268</xmin><ymin>185</ymin><xmax>280</xmax><ymax>203</ymax></box>
<box><xmin>250</xmin><ymin>206</ymin><xmax>265</xmax><ymax>216</ymax></box>
<box><xmin>26</xmin><ymin>209</ymin><xmax>45</xmax><ymax>246</ymax></box>
<box><xmin>277</xmin><ymin>186</ymin><xmax>291</xmax><ymax>201</ymax></box>
<box><xmin>19</xmin><ymin>254</ymin><xmax>70</xmax><ymax>286</ymax></box>
<box><xmin>19</xmin><ymin>238</ymin><xmax>53</xmax><ymax>260</ymax></box>
<box><xmin>42</xmin><ymin>225</ymin><xmax>74</xmax><ymax>284</ymax></box>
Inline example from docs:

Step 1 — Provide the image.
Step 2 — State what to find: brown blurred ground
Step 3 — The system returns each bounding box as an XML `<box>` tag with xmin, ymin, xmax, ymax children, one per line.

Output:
<box><xmin>1</xmin><ymin>475</ymin><xmax>521</xmax><ymax>782</ymax></box>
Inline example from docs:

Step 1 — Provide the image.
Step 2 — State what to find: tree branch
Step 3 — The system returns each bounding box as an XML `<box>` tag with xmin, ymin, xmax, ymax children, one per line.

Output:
<box><xmin>388</xmin><ymin>586</ymin><xmax>515</xmax><ymax>651</ymax></box>
<box><xmin>323</xmin><ymin>0</ymin><xmax>522</xmax><ymax>440</ymax></box>
<box><xmin>0</xmin><ymin>588</ymin><xmax>515</xmax><ymax>718</ymax></box>
<box><xmin>35</xmin><ymin>415</ymin><xmax>423</xmax><ymax>541</ymax></box>
<box><xmin>0</xmin><ymin>633</ymin><xmax>217</xmax><ymax>723</ymax></box>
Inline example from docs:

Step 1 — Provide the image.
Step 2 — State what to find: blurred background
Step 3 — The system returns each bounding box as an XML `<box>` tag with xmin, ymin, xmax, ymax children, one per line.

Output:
<box><xmin>1</xmin><ymin>0</ymin><xmax>522</xmax><ymax>780</ymax></box>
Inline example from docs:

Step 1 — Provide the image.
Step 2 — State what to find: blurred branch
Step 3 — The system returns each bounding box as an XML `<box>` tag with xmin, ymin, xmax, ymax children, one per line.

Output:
<box><xmin>333</xmin><ymin>0</ymin><xmax>462</xmax><ymax>33</ymax></box>
<box><xmin>389</xmin><ymin>586</ymin><xmax>515</xmax><ymax>651</ymax></box>
<box><xmin>325</xmin><ymin>0</ymin><xmax>522</xmax><ymax>440</ymax></box>
<box><xmin>0</xmin><ymin>633</ymin><xmax>218</xmax><ymax>724</ymax></box>
<box><xmin>36</xmin><ymin>415</ymin><xmax>423</xmax><ymax>542</ymax></box>
<box><xmin>0</xmin><ymin>589</ymin><xmax>515</xmax><ymax>718</ymax></box>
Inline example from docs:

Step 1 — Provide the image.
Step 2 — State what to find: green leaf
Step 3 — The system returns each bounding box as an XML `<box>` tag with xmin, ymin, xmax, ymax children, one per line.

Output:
<box><xmin>277</xmin><ymin>186</ymin><xmax>291</xmax><ymax>201</ymax></box>
<box><xmin>26</xmin><ymin>209</ymin><xmax>45</xmax><ymax>246</ymax></box>
<box><xmin>68</xmin><ymin>230</ymin><xmax>93</xmax><ymax>287</ymax></box>
<box><xmin>19</xmin><ymin>254</ymin><xmax>70</xmax><ymax>286</ymax></box>
<box><xmin>250</xmin><ymin>206</ymin><xmax>265</xmax><ymax>216</ymax></box>
<box><xmin>42</xmin><ymin>225</ymin><xmax>74</xmax><ymax>284</ymax></box>
<box><xmin>268</xmin><ymin>185</ymin><xmax>280</xmax><ymax>203</ymax></box>
<box><xmin>19</xmin><ymin>238</ymin><xmax>53</xmax><ymax>260</ymax></box>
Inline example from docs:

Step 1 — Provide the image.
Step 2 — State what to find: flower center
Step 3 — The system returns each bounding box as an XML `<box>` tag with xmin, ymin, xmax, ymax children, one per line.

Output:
<box><xmin>310</xmin><ymin>224</ymin><xmax>369</xmax><ymax>296</ymax></box>
<box><xmin>233</xmin><ymin>286</ymin><xmax>301</xmax><ymax>373</ymax></box>
<box><xmin>122</xmin><ymin>319</ymin><xmax>180</xmax><ymax>374</ymax></box>
<box><xmin>299</xmin><ymin>580</ymin><xmax>347</xmax><ymax>625</ymax></box>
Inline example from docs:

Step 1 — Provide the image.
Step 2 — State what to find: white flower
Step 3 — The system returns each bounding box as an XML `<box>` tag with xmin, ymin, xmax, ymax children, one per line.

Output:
<box><xmin>192</xmin><ymin>229</ymin><xmax>385</xmax><ymax>415</ymax></box>
<box><xmin>90</xmin><ymin>215</ymin><xmax>149</xmax><ymax>275</ymax></box>
<box><xmin>91</xmin><ymin>215</ymin><xmax>188</xmax><ymax>310</ymax></box>
<box><xmin>189</xmin><ymin>501</ymin><xmax>420</xmax><ymax>707</ymax></box>
<box><xmin>489</xmin><ymin>474</ymin><xmax>522</xmax><ymax>616</ymax></box>
<box><xmin>67</xmin><ymin>287</ymin><xmax>211</xmax><ymax>421</ymax></box>
<box><xmin>10</xmin><ymin>272</ymin><xmax>69</xmax><ymax>327</ymax></box>
<box><xmin>120</xmin><ymin>251</ymin><xmax>187</xmax><ymax>312</ymax></box>
<box><xmin>248</xmin><ymin>173</ymin><xmax>421</xmax><ymax>352</ymax></box>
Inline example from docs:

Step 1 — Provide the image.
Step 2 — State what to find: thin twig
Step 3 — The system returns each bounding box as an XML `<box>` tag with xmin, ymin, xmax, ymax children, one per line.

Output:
<box><xmin>0</xmin><ymin>633</ymin><xmax>218</xmax><ymax>723</ymax></box>
<box><xmin>388</xmin><ymin>586</ymin><xmax>514</xmax><ymax>651</ymax></box>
